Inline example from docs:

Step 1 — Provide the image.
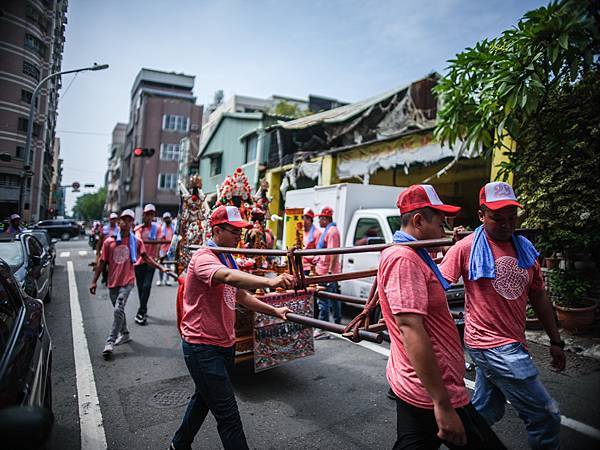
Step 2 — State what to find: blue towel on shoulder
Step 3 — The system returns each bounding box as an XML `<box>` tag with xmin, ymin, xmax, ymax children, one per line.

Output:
<box><xmin>115</xmin><ymin>229</ymin><xmax>138</xmax><ymax>263</ymax></box>
<box><xmin>207</xmin><ymin>239</ymin><xmax>238</xmax><ymax>269</ymax></box>
<box><xmin>317</xmin><ymin>222</ymin><xmax>337</xmax><ymax>249</ymax></box>
<box><xmin>393</xmin><ymin>230</ymin><xmax>451</xmax><ymax>291</ymax></box>
<box><xmin>468</xmin><ymin>225</ymin><xmax>539</xmax><ymax>280</ymax></box>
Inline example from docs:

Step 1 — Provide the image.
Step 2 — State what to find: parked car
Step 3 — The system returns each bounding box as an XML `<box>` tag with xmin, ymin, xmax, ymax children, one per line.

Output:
<box><xmin>0</xmin><ymin>234</ymin><xmax>53</xmax><ymax>303</ymax></box>
<box><xmin>0</xmin><ymin>258</ymin><xmax>53</xmax><ymax>444</ymax></box>
<box><xmin>21</xmin><ymin>229</ymin><xmax>56</xmax><ymax>275</ymax></box>
<box><xmin>34</xmin><ymin>219</ymin><xmax>80</xmax><ymax>240</ymax></box>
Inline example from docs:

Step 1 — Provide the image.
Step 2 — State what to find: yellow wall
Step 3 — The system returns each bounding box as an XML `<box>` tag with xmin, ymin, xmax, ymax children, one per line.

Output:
<box><xmin>490</xmin><ymin>134</ymin><xmax>515</xmax><ymax>183</ymax></box>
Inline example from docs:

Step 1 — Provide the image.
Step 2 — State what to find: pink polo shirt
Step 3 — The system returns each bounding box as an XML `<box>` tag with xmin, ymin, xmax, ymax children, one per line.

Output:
<box><xmin>159</xmin><ymin>223</ymin><xmax>175</xmax><ymax>254</ymax></box>
<box><xmin>100</xmin><ymin>235</ymin><xmax>146</xmax><ymax>289</ymax></box>
<box><xmin>378</xmin><ymin>245</ymin><xmax>469</xmax><ymax>409</ymax></box>
<box><xmin>315</xmin><ymin>225</ymin><xmax>341</xmax><ymax>275</ymax></box>
<box><xmin>180</xmin><ymin>247</ymin><xmax>238</xmax><ymax>348</ymax></box>
<box><xmin>302</xmin><ymin>225</ymin><xmax>322</xmax><ymax>271</ymax></box>
<box><xmin>135</xmin><ymin>223</ymin><xmax>160</xmax><ymax>263</ymax></box>
<box><xmin>439</xmin><ymin>233</ymin><xmax>545</xmax><ymax>349</ymax></box>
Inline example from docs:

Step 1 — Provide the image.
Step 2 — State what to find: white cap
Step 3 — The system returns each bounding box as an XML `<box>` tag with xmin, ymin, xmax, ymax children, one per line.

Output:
<box><xmin>9</xmin><ymin>213</ymin><xmax>21</xmax><ymax>220</ymax></box>
<box><xmin>162</xmin><ymin>211</ymin><xmax>172</xmax><ymax>219</ymax></box>
<box><xmin>143</xmin><ymin>203</ymin><xmax>156</xmax><ymax>213</ymax></box>
<box><xmin>120</xmin><ymin>209</ymin><xmax>135</xmax><ymax>219</ymax></box>
<box><xmin>109</xmin><ymin>212</ymin><xmax>118</xmax><ymax>219</ymax></box>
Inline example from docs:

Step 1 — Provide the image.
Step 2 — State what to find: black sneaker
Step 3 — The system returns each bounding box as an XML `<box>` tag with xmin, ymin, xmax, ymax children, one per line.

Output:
<box><xmin>135</xmin><ymin>313</ymin><xmax>147</xmax><ymax>325</ymax></box>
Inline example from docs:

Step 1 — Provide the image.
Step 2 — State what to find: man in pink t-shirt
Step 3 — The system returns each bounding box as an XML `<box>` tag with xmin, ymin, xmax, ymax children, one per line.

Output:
<box><xmin>133</xmin><ymin>203</ymin><xmax>161</xmax><ymax>325</ymax></box>
<box><xmin>379</xmin><ymin>185</ymin><xmax>504</xmax><ymax>450</ymax></box>
<box><xmin>157</xmin><ymin>211</ymin><xmax>175</xmax><ymax>287</ymax></box>
<box><xmin>314</xmin><ymin>206</ymin><xmax>342</xmax><ymax>330</ymax></box>
<box><xmin>170</xmin><ymin>205</ymin><xmax>296</xmax><ymax>450</ymax></box>
<box><xmin>90</xmin><ymin>209</ymin><xmax>169</xmax><ymax>358</ymax></box>
<box><xmin>440</xmin><ymin>182</ymin><xmax>565</xmax><ymax>450</ymax></box>
<box><xmin>301</xmin><ymin>208</ymin><xmax>321</xmax><ymax>274</ymax></box>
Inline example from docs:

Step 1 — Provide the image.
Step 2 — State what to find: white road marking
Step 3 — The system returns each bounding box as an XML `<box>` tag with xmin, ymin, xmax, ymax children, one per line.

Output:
<box><xmin>78</xmin><ymin>250</ymin><xmax>88</xmax><ymax>256</ymax></box>
<box><xmin>67</xmin><ymin>261</ymin><xmax>107</xmax><ymax>449</ymax></box>
<box><xmin>59</xmin><ymin>251</ymin><xmax>71</xmax><ymax>258</ymax></box>
<box><xmin>328</xmin><ymin>332</ymin><xmax>600</xmax><ymax>441</ymax></box>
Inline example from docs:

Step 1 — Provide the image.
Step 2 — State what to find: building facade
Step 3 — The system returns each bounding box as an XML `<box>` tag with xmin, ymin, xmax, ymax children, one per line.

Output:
<box><xmin>48</xmin><ymin>136</ymin><xmax>63</xmax><ymax>217</ymax></box>
<box><xmin>104</xmin><ymin>122</ymin><xmax>126</xmax><ymax>215</ymax></box>
<box><xmin>0</xmin><ymin>0</ymin><xmax>68</xmax><ymax>223</ymax></box>
<box><xmin>120</xmin><ymin>69</ymin><xmax>203</xmax><ymax>219</ymax></box>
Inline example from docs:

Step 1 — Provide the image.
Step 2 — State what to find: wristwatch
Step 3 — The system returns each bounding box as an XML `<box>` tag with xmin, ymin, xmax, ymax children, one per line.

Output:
<box><xmin>550</xmin><ymin>339</ymin><xmax>565</xmax><ymax>349</ymax></box>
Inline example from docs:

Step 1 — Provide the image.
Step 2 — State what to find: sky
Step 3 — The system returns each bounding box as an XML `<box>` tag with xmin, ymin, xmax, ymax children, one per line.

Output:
<box><xmin>57</xmin><ymin>0</ymin><xmax>548</xmax><ymax>214</ymax></box>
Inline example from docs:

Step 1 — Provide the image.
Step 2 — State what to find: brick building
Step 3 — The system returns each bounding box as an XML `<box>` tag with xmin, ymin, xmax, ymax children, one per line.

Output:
<box><xmin>120</xmin><ymin>68</ymin><xmax>203</xmax><ymax>219</ymax></box>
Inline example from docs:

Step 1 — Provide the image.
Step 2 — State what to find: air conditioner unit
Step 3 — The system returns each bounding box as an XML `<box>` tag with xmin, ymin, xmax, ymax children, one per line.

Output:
<box><xmin>190</xmin><ymin>124</ymin><xmax>199</xmax><ymax>131</ymax></box>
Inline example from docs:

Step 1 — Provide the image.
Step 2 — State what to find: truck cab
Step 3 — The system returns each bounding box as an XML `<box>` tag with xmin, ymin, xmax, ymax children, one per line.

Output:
<box><xmin>340</xmin><ymin>208</ymin><xmax>400</xmax><ymax>299</ymax></box>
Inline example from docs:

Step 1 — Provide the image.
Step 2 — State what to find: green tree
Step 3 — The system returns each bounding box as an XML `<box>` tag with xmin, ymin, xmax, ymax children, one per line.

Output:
<box><xmin>434</xmin><ymin>0</ymin><xmax>599</xmax><ymax>160</ymax></box>
<box><xmin>72</xmin><ymin>187</ymin><xmax>107</xmax><ymax>221</ymax></box>
<box><xmin>272</xmin><ymin>100</ymin><xmax>311</xmax><ymax>118</ymax></box>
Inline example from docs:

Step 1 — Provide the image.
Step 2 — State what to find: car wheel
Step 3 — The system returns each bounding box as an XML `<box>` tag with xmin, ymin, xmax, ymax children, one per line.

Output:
<box><xmin>43</xmin><ymin>280</ymin><xmax>52</xmax><ymax>304</ymax></box>
<box><xmin>61</xmin><ymin>232</ymin><xmax>71</xmax><ymax>241</ymax></box>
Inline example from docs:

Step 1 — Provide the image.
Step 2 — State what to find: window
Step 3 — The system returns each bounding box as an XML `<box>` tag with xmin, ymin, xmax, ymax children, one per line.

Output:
<box><xmin>27</xmin><ymin>236</ymin><xmax>43</xmax><ymax>257</ymax></box>
<box><xmin>15</xmin><ymin>146</ymin><xmax>25</xmax><ymax>159</ymax></box>
<box><xmin>22</xmin><ymin>61</ymin><xmax>40</xmax><ymax>81</ymax></box>
<box><xmin>158</xmin><ymin>173</ymin><xmax>177</xmax><ymax>190</ymax></box>
<box><xmin>21</xmin><ymin>90</ymin><xmax>33</xmax><ymax>104</ymax></box>
<box><xmin>353</xmin><ymin>218</ymin><xmax>384</xmax><ymax>246</ymax></box>
<box><xmin>160</xmin><ymin>143</ymin><xmax>181</xmax><ymax>161</ymax></box>
<box><xmin>162</xmin><ymin>114</ymin><xmax>189</xmax><ymax>132</ymax></box>
<box><xmin>244</xmin><ymin>135</ymin><xmax>258</xmax><ymax>163</ymax></box>
<box><xmin>17</xmin><ymin>118</ymin><xmax>40</xmax><ymax>136</ymax></box>
<box><xmin>0</xmin><ymin>174</ymin><xmax>21</xmax><ymax>187</ymax></box>
<box><xmin>0</xmin><ymin>277</ymin><xmax>21</xmax><ymax>355</ymax></box>
<box><xmin>209</xmin><ymin>154</ymin><xmax>222</xmax><ymax>177</ymax></box>
<box><xmin>387</xmin><ymin>215</ymin><xmax>401</xmax><ymax>235</ymax></box>
<box><xmin>24</xmin><ymin>34</ymin><xmax>47</xmax><ymax>57</ymax></box>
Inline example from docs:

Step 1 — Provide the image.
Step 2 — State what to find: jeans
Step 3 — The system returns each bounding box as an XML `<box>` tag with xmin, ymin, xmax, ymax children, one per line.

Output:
<box><xmin>467</xmin><ymin>343</ymin><xmax>561</xmax><ymax>450</ymax></box>
<box><xmin>394</xmin><ymin>397</ymin><xmax>506</xmax><ymax>450</ymax></box>
<box><xmin>134</xmin><ymin>263</ymin><xmax>155</xmax><ymax>316</ymax></box>
<box><xmin>172</xmin><ymin>341</ymin><xmax>248</xmax><ymax>450</ymax></box>
<box><xmin>317</xmin><ymin>281</ymin><xmax>341</xmax><ymax>324</ymax></box>
<box><xmin>106</xmin><ymin>284</ymin><xmax>133</xmax><ymax>344</ymax></box>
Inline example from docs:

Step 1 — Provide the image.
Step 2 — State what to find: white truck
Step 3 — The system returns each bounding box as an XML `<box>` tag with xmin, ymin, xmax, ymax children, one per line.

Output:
<box><xmin>283</xmin><ymin>182</ymin><xmax>466</xmax><ymax>332</ymax></box>
<box><xmin>283</xmin><ymin>183</ymin><xmax>406</xmax><ymax>300</ymax></box>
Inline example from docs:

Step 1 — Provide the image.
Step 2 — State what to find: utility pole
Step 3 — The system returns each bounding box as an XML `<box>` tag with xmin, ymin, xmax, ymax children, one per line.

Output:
<box><xmin>19</xmin><ymin>63</ymin><xmax>109</xmax><ymax>219</ymax></box>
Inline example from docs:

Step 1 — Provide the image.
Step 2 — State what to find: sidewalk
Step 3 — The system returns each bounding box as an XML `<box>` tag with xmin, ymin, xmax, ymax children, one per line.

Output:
<box><xmin>527</xmin><ymin>322</ymin><xmax>600</xmax><ymax>362</ymax></box>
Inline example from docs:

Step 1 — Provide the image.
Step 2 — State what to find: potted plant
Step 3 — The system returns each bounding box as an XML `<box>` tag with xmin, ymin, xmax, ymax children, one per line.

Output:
<box><xmin>525</xmin><ymin>304</ymin><xmax>543</xmax><ymax>330</ymax></box>
<box><xmin>548</xmin><ymin>269</ymin><xmax>596</xmax><ymax>334</ymax></box>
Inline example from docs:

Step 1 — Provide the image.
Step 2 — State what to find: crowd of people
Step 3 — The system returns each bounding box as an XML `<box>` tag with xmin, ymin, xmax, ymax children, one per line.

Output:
<box><xmin>164</xmin><ymin>181</ymin><xmax>566</xmax><ymax>450</ymax></box>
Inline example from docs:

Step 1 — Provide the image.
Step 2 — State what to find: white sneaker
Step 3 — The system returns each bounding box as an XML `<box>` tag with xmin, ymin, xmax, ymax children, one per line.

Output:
<box><xmin>165</xmin><ymin>280</ymin><xmax>172</xmax><ymax>286</ymax></box>
<box><xmin>156</xmin><ymin>280</ymin><xmax>162</xmax><ymax>286</ymax></box>
<box><xmin>102</xmin><ymin>342</ymin><xmax>114</xmax><ymax>358</ymax></box>
<box><xmin>115</xmin><ymin>333</ymin><xmax>131</xmax><ymax>346</ymax></box>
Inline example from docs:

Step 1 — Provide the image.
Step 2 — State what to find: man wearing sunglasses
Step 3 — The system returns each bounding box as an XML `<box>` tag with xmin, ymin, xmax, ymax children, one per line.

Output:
<box><xmin>170</xmin><ymin>205</ymin><xmax>296</xmax><ymax>450</ymax></box>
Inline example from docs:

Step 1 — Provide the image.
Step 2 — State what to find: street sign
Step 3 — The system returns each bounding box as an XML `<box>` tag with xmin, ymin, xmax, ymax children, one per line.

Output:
<box><xmin>72</xmin><ymin>181</ymin><xmax>81</xmax><ymax>190</ymax></box>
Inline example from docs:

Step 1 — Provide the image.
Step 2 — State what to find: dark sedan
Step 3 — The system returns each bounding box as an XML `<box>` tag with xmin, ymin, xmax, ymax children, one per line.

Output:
<box><xmin>34</xmin><ymin>219</ymin><xmax>80</xmax><ymax>241</ymax></box>
<box><xmin>0</xmin><ymin>258</ymin><xmax>53</xmax><ymax>446</ymax></box>
<box><xmin>0</xmin><ymin>234</ymin><xmax>53</xmax><ymax>304</ymax></box>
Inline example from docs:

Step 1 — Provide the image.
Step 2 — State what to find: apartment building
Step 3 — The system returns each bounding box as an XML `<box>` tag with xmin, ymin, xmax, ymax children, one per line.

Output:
<box><xmin>120</xmin><ymin>68</ymin><xmax>203</xmax><ymax>219</ymax></box>
<box><xmin>104</xmin><ymin>122</ymin><xmax>126</xmax><ymax>215</ymax></box>
<box><xmin>0</xmin><ymin>0</ymin><xmax>68</xmax><ymax>222</ymax></box>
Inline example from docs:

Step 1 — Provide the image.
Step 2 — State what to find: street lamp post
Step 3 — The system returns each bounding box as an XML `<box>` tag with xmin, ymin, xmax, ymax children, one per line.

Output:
<box><xmin>18</xmin><ymin>63</ymin><xmax>109</xmax><ymax>220</ymax></box>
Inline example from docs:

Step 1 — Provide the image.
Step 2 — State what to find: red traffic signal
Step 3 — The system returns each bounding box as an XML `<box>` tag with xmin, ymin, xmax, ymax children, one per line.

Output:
<box><xmin>133</xmin><ymin>147</ymin><xmax>155</xmax><ymax>157</ymax></box>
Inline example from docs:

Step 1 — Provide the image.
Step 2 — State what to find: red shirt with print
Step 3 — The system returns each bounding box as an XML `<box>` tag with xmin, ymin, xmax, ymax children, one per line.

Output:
<box><xmin>100</xmin><ymin>235</ymin><xmax>146</xmax><ymax>289</ymax></box>
<box><xmin>180</xmin><ymin>247</ymin><xmax>238</xmax><ymax>347</ymax></box>
<box><xmin>439</xmin><ymin>233</ymin><xmax>545</xmax><ymax>349</ymax></box>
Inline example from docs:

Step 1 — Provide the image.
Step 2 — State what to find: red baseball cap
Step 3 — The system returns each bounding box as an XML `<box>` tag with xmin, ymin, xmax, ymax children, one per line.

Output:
<box><xmin>209</xmin><ymin>206</ymin><xmax>252</xmax><ymax>229</ymax></box>
<box><xmin>480</xmin><ymin>182</ymin><xmax>522</xmax><ymax>210</ymax></box>
<box><xmin>316</xmin><ymin>206</ymin><xmax>334</xmax><ymax>217</ymax></box>
<box><xmin>303</xmin><ymin>208</ymin><xmax>315</xmax><ymax>218</ymax></box>
<box><xmin>396</xmin><ymin>184</ymin><xmax>461</xmax><ymax>216</ymax></box>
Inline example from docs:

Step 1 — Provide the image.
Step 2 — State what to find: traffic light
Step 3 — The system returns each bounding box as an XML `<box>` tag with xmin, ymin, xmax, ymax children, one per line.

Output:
<box><xmin>133</xmin><ymin>147</ymin><xmax>155</xmax><ymax>157</ymax></box>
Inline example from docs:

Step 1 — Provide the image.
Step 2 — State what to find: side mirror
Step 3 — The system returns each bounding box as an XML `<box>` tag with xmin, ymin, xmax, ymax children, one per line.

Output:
<box><xmin>366</xmin><ymin>237</ymin><xmax>385</xmax><ymax>245</ymax></box>
<box><xmin>31</xmin><ymin>255</ymin><xmax>42</xmax><ymax>266</ymax></box>
<box><xmin>0</xmin><ymin>406</ymin><xmax>54</xmax><ymax>449</ymax></box>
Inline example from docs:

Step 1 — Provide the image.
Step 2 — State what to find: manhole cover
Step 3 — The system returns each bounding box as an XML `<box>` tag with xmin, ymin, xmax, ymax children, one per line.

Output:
<box><xmin>147</xmin><ymin>388</ymin><xmax>190</xmax><ymax>409</ymax></box>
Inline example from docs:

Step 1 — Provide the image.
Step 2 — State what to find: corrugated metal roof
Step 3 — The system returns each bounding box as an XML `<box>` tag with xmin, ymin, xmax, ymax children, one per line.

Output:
<box><xmin>270</xmin><ymin>73</ymin><xmax>439</xmax><ymax>131</ymax></box>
